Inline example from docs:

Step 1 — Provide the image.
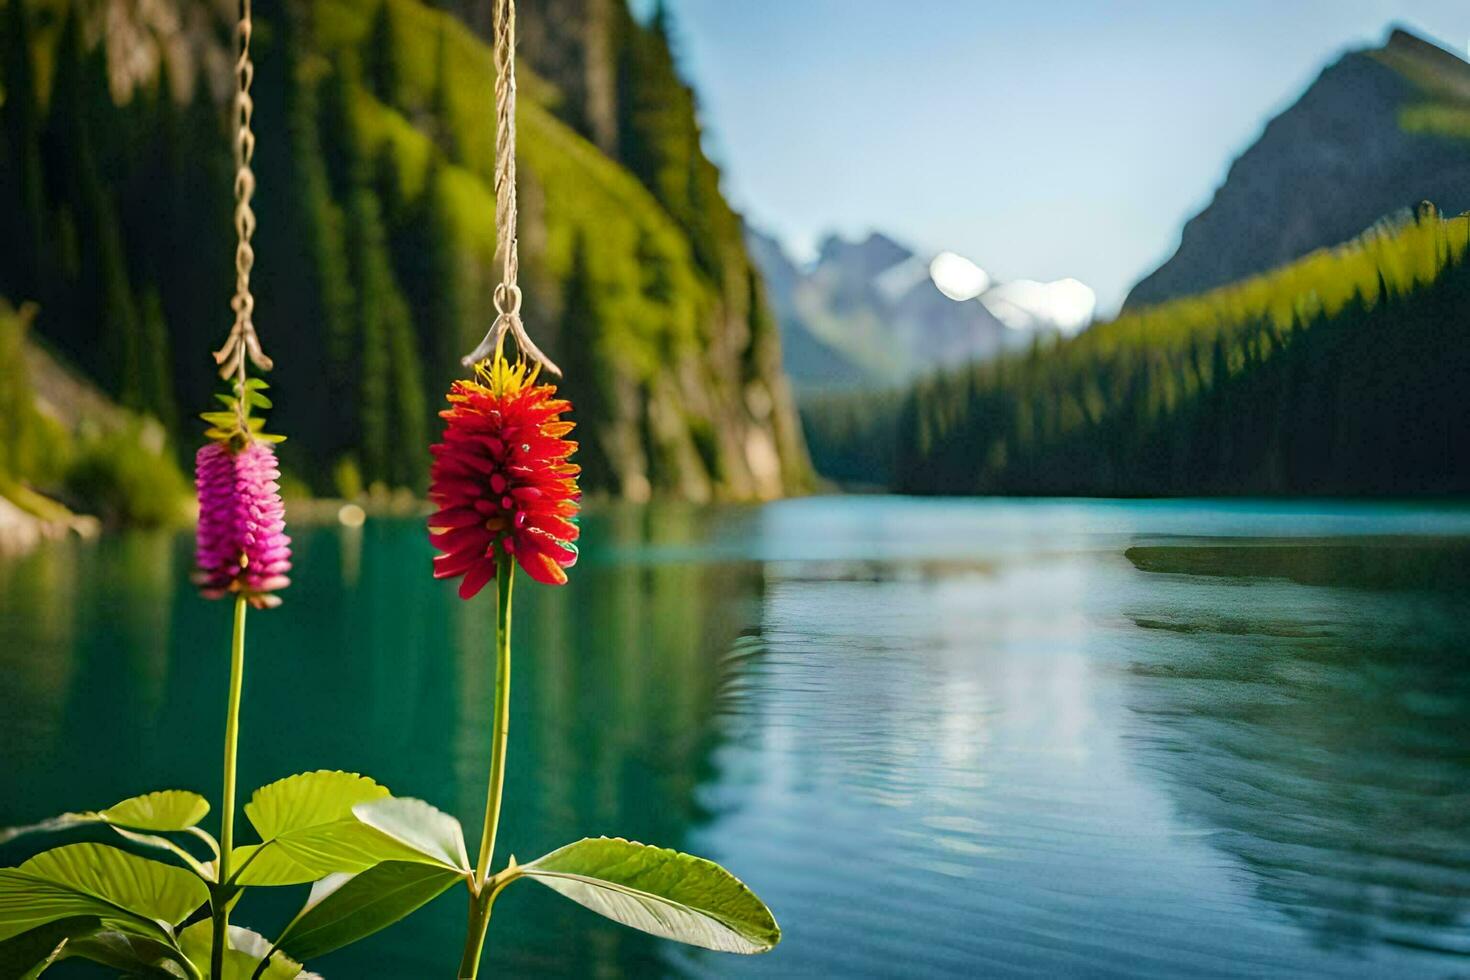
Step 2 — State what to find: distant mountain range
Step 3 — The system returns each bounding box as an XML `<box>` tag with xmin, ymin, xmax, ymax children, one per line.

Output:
<box><xmin>798</xmin><ymin>26</ymin><xmax>1470</xmax><ymax>496</ymax></box>
<box><xmin>748</xmin><ymin>229</ymin><xmax>1046</xmax><ymax>391</ymax></box>
<box><xmin>1126</xmin><ymin>28</ymin><xmax>1470</xmax><ymax>308</ymax></box>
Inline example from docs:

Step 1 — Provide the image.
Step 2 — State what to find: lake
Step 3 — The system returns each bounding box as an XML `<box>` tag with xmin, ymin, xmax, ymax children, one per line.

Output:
<box><xmin>2</xmin><ymin>497</ymin><xmax>1469</xmax><ymax>978</ymax></box>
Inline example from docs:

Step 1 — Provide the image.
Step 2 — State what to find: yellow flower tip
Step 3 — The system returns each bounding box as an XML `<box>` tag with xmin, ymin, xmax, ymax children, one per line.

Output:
<box><xmin>473</xmin><ymin>348</ymin><xmax>539</xmax><ymax>399</ymax></box>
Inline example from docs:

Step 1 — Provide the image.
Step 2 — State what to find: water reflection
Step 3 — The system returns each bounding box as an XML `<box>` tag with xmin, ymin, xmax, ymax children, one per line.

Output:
<box><xmin>3</xmin><ymin>501</ymin><xmax>1470</xmax><ymax>977</ymax></box>
<box><xmin>0</xmin><ymin>532</ymin><xmax>178</xmax><ymax>807</ymax></box>
<box><xmin>1123</xmin><ymin>540</ymin><xmax>1470</xmax><ymax>959</ymax></box>
<box><xmin>266</xmin><ymin>508</ymin><xmax>761</xmax><ymax>976</ymax></box>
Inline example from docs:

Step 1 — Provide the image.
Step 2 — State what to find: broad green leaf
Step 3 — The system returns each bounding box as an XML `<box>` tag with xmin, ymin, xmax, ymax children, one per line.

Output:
<box><xmin>521</xmin><ymin>838</ymin><xmax>780</xmax><ymax>954</ymax></box>
<box><xmin>245</xmin><ymin>772</ymin><xmax>389</xmax><ymax>841</ymax></box>
<box><xmin>0</xmin><ymin>915</ymin><xmax>99</xmax><ymax>978</ymax></box>
<box><xmin>100</xmin><ymin>790</ymin><xmax>209</xmax><ymax>832</ymax></box>
<box><xmin>274</xmin><ymin>862</ymin><xmax>462</xmax><ymax>961</ymax></box>
<box><xmin>230</xmin><ymin>822</ymin><xmax>426</xmax><ymax>887</ymax></box>
<box><xmin>351</xmin><ymin>798</ymin><xmax>471</xmax><ymax>871</ymax></box>
<box><xmin>233</xmin><ymin>773</ymin><xmax>455</xmax><ymax>886</ymax></box>
<box><xmin>244</xmin><ymin>378</ymin><xmax>269</xmax><ymax>390</ymax></box>
<box><xmin>0</xmin><ymin>869</ymin><xmax>168</xmax><ymax>945</ymax></box>
<box><xmin>21</xmin><ymin>844</ymin><xmax>209</xmax><ymax>928</ymax></box>
<box><xmin>0</xmin><ymin>789</ymin><xmax>209</xmax><ymax>845</ymax></box>
<box><xmin>248</xmin><ymin>391</ymin><xmax>273</xmax><ymax>409</ymax></box>
<box><xmin>109</xmin><ymin>826</ymin><xmax>212</xmax><ymax>880</ymax></box>
<box><xmin>60</xmin><ymin>929</ymin><xmax>190</xmax><ymax>977</ymax></box>
<box><xmin>178</xmin><ymin>922</ymin><xmax>317</xmax><ymax>979</ymax></box>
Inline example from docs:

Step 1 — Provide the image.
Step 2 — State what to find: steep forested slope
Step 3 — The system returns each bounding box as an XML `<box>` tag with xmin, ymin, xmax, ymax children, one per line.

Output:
<box><xmin>0</xmin><ymin>0</ymin><xmax>809</xmax><ymax>502</ymax></box>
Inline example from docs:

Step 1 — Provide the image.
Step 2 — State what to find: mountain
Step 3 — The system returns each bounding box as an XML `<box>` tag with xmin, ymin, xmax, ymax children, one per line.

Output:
<box><xmin>745</xmin><ymin>229</ymin><xmax>872</xmax><ymax>389</ymax></box>
<box><xmin>1126</xmin><ymin>28</ymin><xmax>1470</xmax><ymax>309</ymax></box>
<box><xmin>811</xmin><ymin>205</ymin><xmax>1470</xmax><ymax>495</ymax></box>
<box><xmin>748</xmin><ymin>229</ymin><xmax>1033</xmax><ymax>392</ymax></box>
<box><xmin>0</xmin><ymin>0</ymin><xmax>810</xmax><ymax>504</ymax></box>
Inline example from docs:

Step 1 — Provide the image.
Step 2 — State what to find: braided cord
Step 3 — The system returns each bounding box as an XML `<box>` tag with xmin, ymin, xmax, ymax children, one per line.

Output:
<box><xmin>461</xmin><ymin>0</ymin><xmax>560</xmax><ymax>374</ymax></box>
<box><xmin>214</xmin><ymin>0</ymin><xmax>272</xmax><ymax>416</ymax></box>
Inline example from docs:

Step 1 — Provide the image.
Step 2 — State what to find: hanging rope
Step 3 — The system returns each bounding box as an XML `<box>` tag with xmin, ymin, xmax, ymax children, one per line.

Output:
<box><xmin>461</xmin><ymin>0</ymin><xmax>561</xmax><ymax>375</ymax></box>
<box><xmin>214</xmin><ymin>0</ymin><xmax>272</xmax><ymax>414</ymax></box>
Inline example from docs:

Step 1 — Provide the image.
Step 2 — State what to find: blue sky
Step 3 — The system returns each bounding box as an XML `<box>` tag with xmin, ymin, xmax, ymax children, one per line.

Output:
<box><xmin>648</xmin><ymin>1</ymin><xmax>1470</xmax><ymax>314</ymax></box>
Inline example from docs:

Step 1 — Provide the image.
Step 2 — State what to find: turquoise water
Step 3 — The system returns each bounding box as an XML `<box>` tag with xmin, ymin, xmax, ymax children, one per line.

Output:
<box><xmin>2</xmin><ymin>497</ymin><xmax>1469</xmax><ymax>977</ymax></box>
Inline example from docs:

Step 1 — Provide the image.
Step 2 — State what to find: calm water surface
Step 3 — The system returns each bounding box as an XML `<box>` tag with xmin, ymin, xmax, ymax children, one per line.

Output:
<box><xmin>2</xmin><ymin>498</ymin><xmax>1468</xmax><ymax>978</ymax></box>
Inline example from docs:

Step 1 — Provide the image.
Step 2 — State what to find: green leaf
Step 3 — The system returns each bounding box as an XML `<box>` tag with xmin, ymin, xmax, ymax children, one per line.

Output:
<box><xmin>351</xmin><ymin>798</ymin><xmax>471</xmax><ymax>872</ymax></box>
<box><xmin>214</xmin><ymin>393</ymin><xmax>238</xmax><ymax>408</ymax></box>
<box><xmin>0</xmin><ymin>813</ymin><xmax>91</xmax><ymax>846</ymax></box>
<box><xmin>274</xmin><ymin>862</ymin><xmax>461</xmax><ymax>961</ymax></box>
<box><xmin>0</xmin><ymin>916</ymin><xmax>99</xmax><ymax>978</ymax></box>
<box><xmin>244</xmin><ymin>378</ymin><xmax>269</xmax><ymax>390</ymax></box>
<box><xmin>234</xmin><ymin>772</ymin><xmax>427</xmax><ymax>887</ymax></box>
<box><xmin>256</xmin><ymin>432</ymin><xmax>288</xmax><ymax>444</ymax></box>
<box><xmin>246</xmin><ymin>772</ymin><xmax>389</xmax><ymax>840</ymax></box>
<box><xmin>200</xmin><ymin>411</ymin><xmax>239</xmax><ymax>426</ymax></box>
<box><xmin>248</xmin><ymin>391</ymin><xmax>273</xmax><ymax>409</ymax></box>
<box><xmin>60</xmin><ymin>929</ymin><xmax>189</xmax><ymax>977</ymax></box>
<box><xmin>108</xmin><ymin>827</ymin><xmax>213</xmax><ymax>880</ymax></box>
<box><xmin>1</xmin><ymin>790</ymin><xmax>214</xmax><ymax>878</ymax></box>
<box><xmin>520</xmin><ymin>838</ymin><xmax>780</xmax><ymax>954</ymax></box>
<box><xmin>0</xmin><ymin>869</ymin><xmax>169</xmax><ymax>947</ymax></box>
<box><xmin>100</xmin><ymin>790</ymin><xmax>209</xmax><ymax>832</ymax></box>
<box><xmin>178</xmin><ymin>922</ymin><xmax>317</xmax><ymax>979</ymax></box>
<box><xmin>20</xmin><ymin>844</ymin><xmax>208</xmax><ymax>929</ymax></box>
<box><xmin>231</xmin><ymin>823</ymin><xmax>426</xmax><ymax>887</ymax></box>
<box><xmin>1</xmin><ymin>804</ymin><xmax>214</xmax><ymax>894</ymax></box>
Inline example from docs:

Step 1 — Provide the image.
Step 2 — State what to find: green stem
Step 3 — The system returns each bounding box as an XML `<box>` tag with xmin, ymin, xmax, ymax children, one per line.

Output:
<box><xmin>457</xmin><ymin>889</ymin><xmax>493</xmax><ymax>980</ymax></box>
<box><xmin>212</xmin><ymin>596</ymin><xmax>247</xmax><ymax>979</ymax></box>
<box><xmin>459</xmin><ymin>557</ymin><xmax>514</xmax><ymax>979</ymax></box>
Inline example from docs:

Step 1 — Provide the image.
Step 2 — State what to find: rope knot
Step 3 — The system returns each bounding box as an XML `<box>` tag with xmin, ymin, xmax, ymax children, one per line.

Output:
<box><xmin>493</xmin><ymin>282</ymin><xmax>522</xmax><ymax>318</ymax></box>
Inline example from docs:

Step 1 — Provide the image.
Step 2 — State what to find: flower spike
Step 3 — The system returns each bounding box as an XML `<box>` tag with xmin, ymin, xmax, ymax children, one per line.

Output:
<box><xmin>429</xmin><ymin>347</ymin><xmax>581</xmax><ymax>594</ymax></box>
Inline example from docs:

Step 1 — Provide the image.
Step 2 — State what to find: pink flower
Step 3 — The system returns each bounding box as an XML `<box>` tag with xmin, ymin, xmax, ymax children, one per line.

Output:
<box><xmin>194</xmin><ymin>442</ymin><xmax>292</xmax><ymax>609</ymax></box>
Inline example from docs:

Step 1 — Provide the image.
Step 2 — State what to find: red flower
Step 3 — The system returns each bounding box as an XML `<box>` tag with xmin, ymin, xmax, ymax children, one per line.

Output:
<box><xmin>428</xmin><ymin>353</ymin><xmax>580</xmax><ymax>596</ymax></box>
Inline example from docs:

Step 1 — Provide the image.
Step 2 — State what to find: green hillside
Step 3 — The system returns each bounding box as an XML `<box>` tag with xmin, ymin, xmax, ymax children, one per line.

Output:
<box><xmin>806</xmin><ymin>205</ymin><xmax>1470</xmax><ymax>495</ymax></box>
<box><xmin>0</xmin><ymin>299</ymin><xmax>187</xmax><ymax>531</ymax></box>
<box><xmin>0</xmin><ymin>0</ymin><xmax>809</xmax><ymax>508</ymax></box>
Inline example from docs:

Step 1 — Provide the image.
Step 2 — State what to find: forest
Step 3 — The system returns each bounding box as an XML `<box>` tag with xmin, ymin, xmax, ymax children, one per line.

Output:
<box><xmin>0</xmin><ymin>0</ymin><xmax>809</xmax><ymax>526</ymax></box>
<box><xmin>804</xmin><ymin>205</ymin><xmax>1470</xmax><ymax>496</ymax></box>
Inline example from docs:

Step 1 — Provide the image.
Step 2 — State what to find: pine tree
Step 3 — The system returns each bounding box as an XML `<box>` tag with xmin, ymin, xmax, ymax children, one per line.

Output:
<box><xmin>0</xmin><ymin>0</ymin><xmax>45</xmax><ymax>297</ymax></box>
<box><xmin>137</xmin><ymin>288</ymin><xmax>178</xmax><ymax>433</ymax></box>
<box><xmin>558</xmin><ymin>232</ymin><xmax>614</xmax><ymax>489</ymax></box>
<box><xmin>429</xmin><ymin>21</ymin><xmax>460</xmax><ymax>160</ymax></box>
<box><xmin>365</xmin><ymin>0</ymin><xmax>400</xmax><ymax>106</ymax></box>
<box><xmin>300</xmin><ymin>54</ymin><xmax>369</xmax><ymax>471</ymax></box>
<box><xmin>398</xmin><ymin>158</ymin><xmax>467</xmax><ymax>376</ymax></box>
<box><xmin>346</xmin><ymin>187</ymin><xmax>391</xmax><ymax>485</ymax></box>
<box><xmin>39</xmin><ymin>9</ymin><xmax>123</xmax><ymax>387</ymax></box>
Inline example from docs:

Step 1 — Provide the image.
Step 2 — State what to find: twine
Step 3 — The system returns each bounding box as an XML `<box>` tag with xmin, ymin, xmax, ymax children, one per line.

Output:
<box><xmin>213</xmin><ymin>0</ymin><xmax>272</xmax><ymax>414</ymax></box>
<box><xmin>462</xmin><ymin>0</ymin><xmax>561</xmax><ymax>375</ymax></box>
